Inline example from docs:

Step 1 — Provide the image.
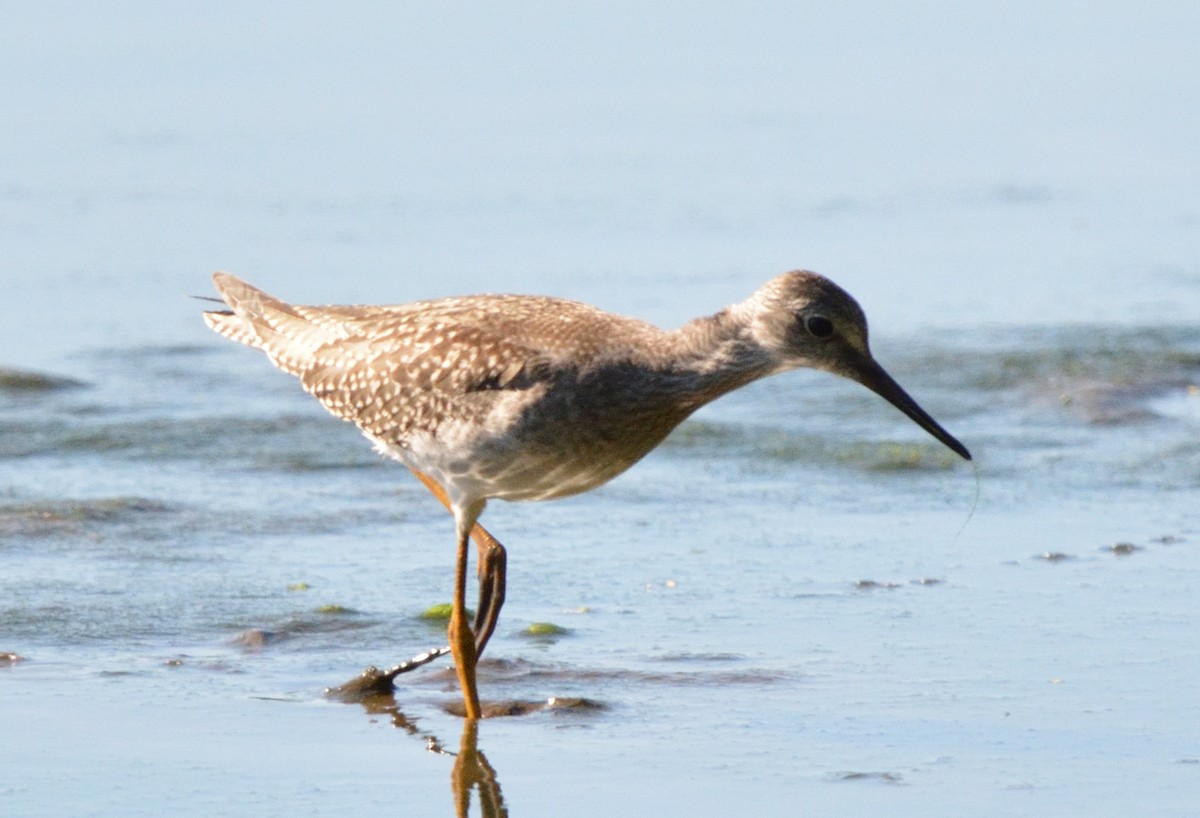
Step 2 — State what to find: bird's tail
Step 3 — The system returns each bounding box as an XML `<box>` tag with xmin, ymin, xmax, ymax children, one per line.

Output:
<box><xmin>203</xmin><ymin>272</ymin><xmax>340</xmax><ymax>376</ymax></box>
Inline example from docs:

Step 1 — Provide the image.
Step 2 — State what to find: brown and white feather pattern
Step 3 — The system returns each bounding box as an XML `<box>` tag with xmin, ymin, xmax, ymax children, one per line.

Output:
<box><xmin>202</xmin><ymin>271</ymin><xmax>839</xmax><ymax>503</ymax></box>
<box><xmin>205</xmin><ymin>269</ymin><xmax>970</xmax><ymax>510</ymax></box>
<box><xmin>204</xmin><ymin>273</ymin><xmax>711</xmax><ymax>500</ymax></box>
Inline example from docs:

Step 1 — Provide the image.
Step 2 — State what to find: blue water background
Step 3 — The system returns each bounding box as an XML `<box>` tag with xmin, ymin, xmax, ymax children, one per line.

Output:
<box><xmin>2</xmin><ymin>3</ymin><xmax>1198</xmax><ymax>816</ymax></box>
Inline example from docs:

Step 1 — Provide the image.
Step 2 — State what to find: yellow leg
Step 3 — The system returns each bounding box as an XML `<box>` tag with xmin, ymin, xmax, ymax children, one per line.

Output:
<box><xmin>410</xmin><ymin>469</ymin><xmax>504</xmax><ymax>561</ymax></box>
<box><xmin>471</xmin><ymin>533</ymin><xmax>506</xmax><ymax>656</ymax></box>
<box><xmin>410</xmin><ymin>470</ymin><xmax>508</xmax><ymax>656</ymax></box>
<box><xmin>449</xmin><ymin>500</ymin><xmax>484</xmax><ymax>720</ymax></box>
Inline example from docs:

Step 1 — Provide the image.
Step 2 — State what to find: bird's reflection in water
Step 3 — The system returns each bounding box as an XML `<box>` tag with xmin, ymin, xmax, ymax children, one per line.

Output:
<box><xmin>334</xmin><ymin>685</ymin><xmax>507</xmax><ymax>818</ymax></box>
<box><xmin>450</xmin><ymin>720</ymin><xmax>506</xmax><ymax>818</ymax></box>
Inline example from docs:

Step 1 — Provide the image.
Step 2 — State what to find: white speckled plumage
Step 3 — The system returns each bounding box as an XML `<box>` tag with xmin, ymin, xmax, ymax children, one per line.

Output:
<box><xmin>204</xmin><ymin>269</ymin><xmax>969</xmax><ymax>717</ymax></box>
<box><xmin>207</xmin><ymin>271</ymin><xmax>815</xmax><ymax>503</ymax></box>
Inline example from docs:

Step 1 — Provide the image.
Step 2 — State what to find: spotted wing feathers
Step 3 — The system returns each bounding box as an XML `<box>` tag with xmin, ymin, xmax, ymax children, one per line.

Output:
<box><xmin>204</xmin><ymin>272</ymin><xmax>349</xmax><ymax>377</ymax></box>
<box><xmin>204</xmin><ymin>273</ymin><xmax>573</xmax><ymax>441</ymax></box>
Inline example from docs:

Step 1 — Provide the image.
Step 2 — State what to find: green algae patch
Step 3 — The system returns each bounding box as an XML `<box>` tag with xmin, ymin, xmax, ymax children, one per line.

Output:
<box><xmin>419</xmin><ymin>602</ymin><xmax>454</xmax><ymax>620</ymax></box>
<box><xmin>315</xmin><ymin>604</ymin><xmax>353</xmax><ymax>614</ymax></box>
<box><xmin>418</xmin><ymin>603</ymin><xmax>475</xmax><ymax>621</ymax></box>
<box><xmin>522</xmin><ymin>622</ymin><xmax>569</xmax><ymax>638</ymax></box>
<box><xmin>860</xmin><ymin>442</ymin><xmax>960</xmax><ymax>472</ymax></box>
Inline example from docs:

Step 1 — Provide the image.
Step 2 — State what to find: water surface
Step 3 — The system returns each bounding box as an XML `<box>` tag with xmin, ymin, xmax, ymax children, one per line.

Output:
<box><xmin>2</xmin><ymin>3</ymin><xmax>1199</xmax><ymax>816</ymax></box>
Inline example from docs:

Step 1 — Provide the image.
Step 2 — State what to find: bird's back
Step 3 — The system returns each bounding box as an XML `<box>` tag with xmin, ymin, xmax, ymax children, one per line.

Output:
<box><xmin>205</xmin><ymin>273</ymin><xmax>664</xmax><ymax>371</ymax></box>
<box><xmin>204</xmin><ymin>273</ymin><xmax>694</xmax><ymax>501</ymax></box>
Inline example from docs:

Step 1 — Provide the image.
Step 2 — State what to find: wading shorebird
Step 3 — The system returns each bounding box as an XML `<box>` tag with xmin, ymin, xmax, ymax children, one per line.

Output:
<box><xmin>204</xmin><ymin>270</ymin><xmax>970</xmax><ymax>718</ymax></box>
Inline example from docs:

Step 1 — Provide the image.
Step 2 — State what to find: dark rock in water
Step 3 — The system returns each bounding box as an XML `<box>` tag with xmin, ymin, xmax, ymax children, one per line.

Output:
<box><xmin>834</xmin><ymin>771</ymin><xmax>904</xmax><ymax>784</ymax></box>
<box><xmin>326</xmin><ymin>647</ymin><xmax>455</xmax><ymax>702</ymax></box>
<box><xmin>0</xmin><ymin>367</ymin><xmax>86</xmax><ymax>392</ymax></box>
<box><xmin>443</xmin><ymin>696</ymin><xmax>606</xmax><ymax>718</ymax></box>
<box><xmin>1038</xmin><ymin>552</ymin><xmax>1074</xmax><ymax>562</ymax></box>
<box><xmin>231</xmin><ymin>628</ymin><xmax>285</xmax><ymax>649</ymax></box>
<box><xmin>326</xmin><ymin>666</ymin><xmax>399</xmax><ymax>702</ymax></box>
<box><xmin>543</xmin><ymin>696</ymin><xmax>605</xmax><ymax>712</ymax></box>
<box><xmin>0</xmin><ymin>497</ymin><xmax>174</xmax><ymax>539</ymax></box>
<box><xmin>0</xmin><ymin>652</ymin><xmax>25</xmax><ymax>665</ymax></box>
<box><xmin>854</xmin><ymin>579</ymin><xmax>901</xmax><ymax>590</ymax></box>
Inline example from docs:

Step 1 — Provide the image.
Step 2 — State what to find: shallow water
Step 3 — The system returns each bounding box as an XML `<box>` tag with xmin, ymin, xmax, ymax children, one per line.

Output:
<box><xmin>4</xmin><ymin>327</ymin><xmax>1198</xmax><ymax>816</ymax></box>
<box><xmin>3</xmin><ymin>3</ymin><xmax>1200</xmax><ymax>817</ymax></box>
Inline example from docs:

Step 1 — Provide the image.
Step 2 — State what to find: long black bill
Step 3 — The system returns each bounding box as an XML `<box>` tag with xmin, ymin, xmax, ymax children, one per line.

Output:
<box><xmin>853</xmin><ymin>357</ymin><xmax>972</xmax><ymax>461</ymax></box>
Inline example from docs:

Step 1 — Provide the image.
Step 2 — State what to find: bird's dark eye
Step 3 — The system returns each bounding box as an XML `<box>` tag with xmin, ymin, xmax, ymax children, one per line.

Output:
<box><xmin>804</xmin><ymin>315</ymin><xmax>834</xmax><ymax>339</ymax></box>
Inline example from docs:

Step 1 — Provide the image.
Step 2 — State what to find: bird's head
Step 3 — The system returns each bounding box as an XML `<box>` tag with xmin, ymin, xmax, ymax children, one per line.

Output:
<box><xmin>744</xmin><ymin>270</ymin><xmax>971</xmax><ymax>460</ymax></box>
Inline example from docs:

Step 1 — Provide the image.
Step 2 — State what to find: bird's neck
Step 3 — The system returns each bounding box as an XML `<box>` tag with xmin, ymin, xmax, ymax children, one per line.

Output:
<box><xmin>655</xmin><ymin>306</ymin><xmax>775</xmax><ymax>407</ymax></box>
